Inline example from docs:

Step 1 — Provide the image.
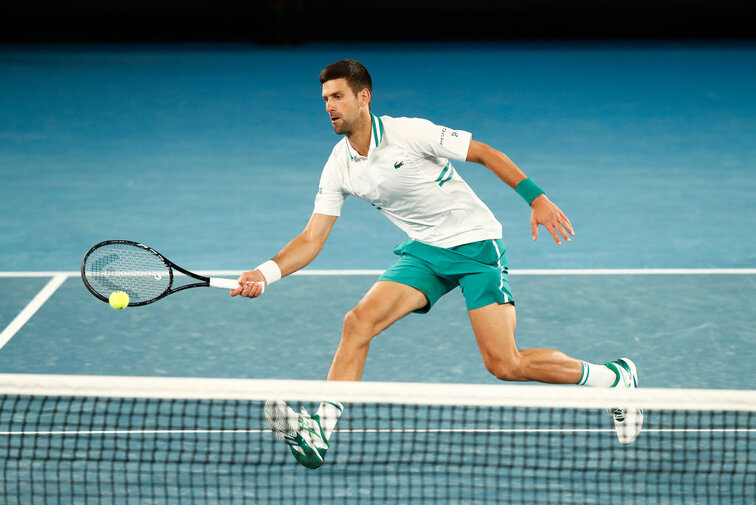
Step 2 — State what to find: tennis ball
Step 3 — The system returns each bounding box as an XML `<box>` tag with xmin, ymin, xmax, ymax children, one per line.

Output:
<box><xmin>109</xmin><ymin>291</ymin><xmax>129</xmax><ymax>310</ymax></box>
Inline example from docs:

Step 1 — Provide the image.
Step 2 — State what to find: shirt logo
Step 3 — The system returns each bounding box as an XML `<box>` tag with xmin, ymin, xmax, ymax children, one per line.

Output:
<box><xmin>394</xmin><ymin>161</ymin><xmax>404</xmax><ymax>169</ymax></box>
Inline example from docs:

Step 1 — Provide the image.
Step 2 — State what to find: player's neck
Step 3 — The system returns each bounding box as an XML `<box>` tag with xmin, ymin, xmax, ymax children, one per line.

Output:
<box><xmin>346</xmin><ymin>111</ymin><xmax>373</xmax><ymax>157</ymax></box>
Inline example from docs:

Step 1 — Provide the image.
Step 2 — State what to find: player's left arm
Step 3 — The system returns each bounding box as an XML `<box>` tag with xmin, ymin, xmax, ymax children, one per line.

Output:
<box><xmin>466</xmin><ymin>139</ymin><xmax>575</xmax><ymax>245</ymax></box>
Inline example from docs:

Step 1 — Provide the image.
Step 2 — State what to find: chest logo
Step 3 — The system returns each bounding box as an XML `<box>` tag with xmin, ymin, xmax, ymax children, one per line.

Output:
<box><xmin>394</xmin><ymin>161</ymin><xmax>404</xmax><ymax>169</ymax></box>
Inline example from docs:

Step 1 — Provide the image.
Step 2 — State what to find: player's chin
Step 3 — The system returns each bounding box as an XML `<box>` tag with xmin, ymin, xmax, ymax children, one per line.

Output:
<box><xmin>331</xmin><ymin>121</ymin><xmax>348</xmax><ymax>135</ymax></box>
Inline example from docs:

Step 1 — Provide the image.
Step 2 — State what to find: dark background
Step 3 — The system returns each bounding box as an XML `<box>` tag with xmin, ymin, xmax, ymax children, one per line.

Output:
<box><xmin>1</xmin><ymin>0</ymin><xmax>754</xmax><ymax>43</ymax></box>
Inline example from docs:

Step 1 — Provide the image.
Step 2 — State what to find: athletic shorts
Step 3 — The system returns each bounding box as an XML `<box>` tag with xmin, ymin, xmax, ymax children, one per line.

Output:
<box><xmin>379</xmin><ymin>238</ymin><xmax>514</xmax><ymax>314</ymax></box>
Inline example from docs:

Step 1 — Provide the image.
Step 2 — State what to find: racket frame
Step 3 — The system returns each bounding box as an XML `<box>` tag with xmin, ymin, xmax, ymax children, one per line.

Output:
<box><xmin>81</xmin><ymin>240</ymin><xmax>230</xmax><ymax>307</ymax></box>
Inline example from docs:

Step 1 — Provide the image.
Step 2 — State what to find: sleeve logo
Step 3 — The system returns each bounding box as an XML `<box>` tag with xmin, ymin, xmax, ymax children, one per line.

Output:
<box><xmin>440</xmin><ymin>128</ymin><xmax>459</xmax><ymax>146</ymax></box>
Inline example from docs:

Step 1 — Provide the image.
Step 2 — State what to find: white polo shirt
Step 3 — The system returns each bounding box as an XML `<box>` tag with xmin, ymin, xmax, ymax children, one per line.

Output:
<box><xmin>314</xmin><ymin>114</ymin><xmax>502</xmax><ymax>248</ymax></box>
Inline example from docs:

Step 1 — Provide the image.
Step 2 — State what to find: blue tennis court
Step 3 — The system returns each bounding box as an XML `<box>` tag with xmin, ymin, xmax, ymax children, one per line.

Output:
<box><xmin>1</xmin><ymin>42</ymin><xmax>754</xmax><ymax>387</ymax></box>
<box><xmin>0</xmin><ymin>43</ymin><xmax>754</xmax><ymax>503</ymax></box>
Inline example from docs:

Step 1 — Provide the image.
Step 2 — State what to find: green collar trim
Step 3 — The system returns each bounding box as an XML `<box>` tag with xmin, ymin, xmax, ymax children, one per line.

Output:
<box><xmin>371</xmin><ymin>114</ymin><xmax>384</xmax><ymax>147</ymax></box>
<box><xmin>345</xmin><ymin>114</ymin><xmax>383</xmax><ymax>162</ymax></box>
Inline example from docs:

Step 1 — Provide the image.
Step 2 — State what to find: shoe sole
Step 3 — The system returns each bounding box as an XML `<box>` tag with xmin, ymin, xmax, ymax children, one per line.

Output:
<box><xmin>264</xmin><ymin>399</ymin><xmax>325</xmax><ymax>469</ymax></box>
<box><xmin>617</xmin><ymin>357</ymin><xmax>639</xmax><ymax>387</ymax></box>
<box><xmin>264</xmin><ymin>399</ymin><xmax>296</xmax><ymax>443</ymax></box>
<box><xmin>613</xmin><ymin>358</ymin><xmax>643</xmax><ymax>445</ymax></box>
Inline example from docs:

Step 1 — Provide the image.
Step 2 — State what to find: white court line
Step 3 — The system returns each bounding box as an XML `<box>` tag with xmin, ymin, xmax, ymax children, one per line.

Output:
<box><xmin>287</xmin><ymin>268</ymin><xmax>756</xmax><ymax>276</ymax></box>
<box><xmin>1</xmin><ymin>428</ymin><xmax>753</xmax><ymax>436</ymax></box>
<box><xmin>0</xmin><ymin>272</ymin><xmax>74</xmax><ymax>277</ymax></box>
<box><xmin>506</xmin><ymin>268</ymin><xmax>756</xmax><ymax>275</ymax></box>
<box><xmin>0</xmin><ymin>268</ymin><xmax>755</xmax><ymax>278</ymax></box>
<box><xmin>0</xmin><ymin>274</ymin><xmax>67</xmax><ymax>350</ymax></box>
<box><xmin>0</xmin><ymin>269</ymin><xmax>752</xmax><ymax>349</ymax></box>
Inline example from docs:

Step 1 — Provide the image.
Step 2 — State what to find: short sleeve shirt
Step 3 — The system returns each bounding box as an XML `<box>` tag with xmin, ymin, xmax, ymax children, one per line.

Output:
<box><xmin>314</xmin><ymin>114</ymin><xmax>502</xmax><ymax>248</ymax></box>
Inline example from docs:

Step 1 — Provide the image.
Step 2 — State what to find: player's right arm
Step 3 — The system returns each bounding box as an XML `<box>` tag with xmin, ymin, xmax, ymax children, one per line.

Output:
<box><xmin>231</xmin><ymin>212</ymin><xmax>338</xmax><ymax>298</ymax></box>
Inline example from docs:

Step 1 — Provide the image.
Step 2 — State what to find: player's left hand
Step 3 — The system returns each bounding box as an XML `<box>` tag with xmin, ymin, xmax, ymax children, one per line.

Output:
<box><xmin>530</xmin><ymin>194</ymin><xmax>574</xmax><ymax>245</ymax></box>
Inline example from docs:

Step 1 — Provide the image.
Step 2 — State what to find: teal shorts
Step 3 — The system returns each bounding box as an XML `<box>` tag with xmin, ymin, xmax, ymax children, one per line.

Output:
<box><xmin>379</xmin><ymin>238</ymin><xmax>514</xmax><ymax>313</ymax></box>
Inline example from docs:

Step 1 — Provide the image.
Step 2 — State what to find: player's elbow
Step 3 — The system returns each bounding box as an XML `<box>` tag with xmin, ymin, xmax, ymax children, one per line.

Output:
<box><xmin>466</xmin><ymin>140</ymin><xmax>497</xmax><ymax>166</ymax></box>
<box><xmin>307</xmin><ymin>240</ymin><xmax>325</xmax><ymax>262</ymax></box>
<box><xmin>297</xmin><ymin>234</ymin><xmax>326</xmax><ymax>265</ymax></box>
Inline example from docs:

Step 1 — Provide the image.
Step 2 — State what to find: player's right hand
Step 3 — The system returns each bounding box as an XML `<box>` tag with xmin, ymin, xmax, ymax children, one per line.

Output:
<box><xmin>231</xmin><ymin>270</ymin><xmax>266</xmax><ymax>298</ymax></box>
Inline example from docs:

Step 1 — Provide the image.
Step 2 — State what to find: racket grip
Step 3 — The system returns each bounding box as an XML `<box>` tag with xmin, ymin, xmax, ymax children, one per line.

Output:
<box><xmin>209</xmin><ymin>278</ymin><xmax>265</xmax><ymax>293</ymax></box>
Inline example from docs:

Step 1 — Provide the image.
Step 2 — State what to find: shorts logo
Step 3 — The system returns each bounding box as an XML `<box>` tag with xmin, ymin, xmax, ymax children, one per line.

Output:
<box><xmin>394</xmin><ymin>161</ymin><xmax>404</xmax><ymax>169</ymax></box>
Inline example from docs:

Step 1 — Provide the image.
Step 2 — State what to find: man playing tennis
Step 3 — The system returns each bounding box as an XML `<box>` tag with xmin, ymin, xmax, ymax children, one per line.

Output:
<box><xmin>231</xmin><ymin>59</ymin><xmax>642</xmax><ymax>469</ymax></box>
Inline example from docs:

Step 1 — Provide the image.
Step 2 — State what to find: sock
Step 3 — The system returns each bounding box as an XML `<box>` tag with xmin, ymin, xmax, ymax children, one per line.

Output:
<box><xmin>577</xmin><ymin>361</ymin><xmax>618</xmax><ymax>387</ymax></box>
<box><xmin>315</xmin><ymin>401</ymin><xmax>344</xmax><ymax>441</ymax></box>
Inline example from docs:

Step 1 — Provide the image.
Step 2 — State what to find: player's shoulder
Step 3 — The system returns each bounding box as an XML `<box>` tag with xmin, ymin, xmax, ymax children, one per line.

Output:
<box><xmin>379</xmin><ymin>116</ymin><xmax>439</xmax><ymax>141</ymax></box>
<box><xmin>380</xmin><ymin>115</ymin><xmax>436</xmax><ymax>131</ymax></box>
<box><xmin>324</xmin><ymin>137</ymin><xmax>350</xmax><ymax>167</ymax></box>
<box><xmin>323</xmin><ymin>137</ymin><xmax>350</xmax><ymax>172</ymax></box>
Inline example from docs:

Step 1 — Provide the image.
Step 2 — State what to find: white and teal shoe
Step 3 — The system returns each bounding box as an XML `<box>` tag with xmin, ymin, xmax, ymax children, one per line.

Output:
<box><xmin>264</xmin><ymin>400</ymin><xmax>329</xmax><ymax>469</ymax></box>
<box><xmin>605</xmin><ymin>358</ymin><xmax>644</xmax><ymax>445</ymax></box>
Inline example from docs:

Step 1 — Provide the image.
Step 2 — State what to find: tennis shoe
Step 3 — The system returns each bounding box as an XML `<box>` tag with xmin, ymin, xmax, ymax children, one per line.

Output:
<box><xmin>605</xmin><ymin>358</ymin><xmax>644</xmax><ymax>445</ymax></box>
<box><xmin>264</xmin><ymin>399</ymin><xmax>329</xmax><ymax>469</ymax></box>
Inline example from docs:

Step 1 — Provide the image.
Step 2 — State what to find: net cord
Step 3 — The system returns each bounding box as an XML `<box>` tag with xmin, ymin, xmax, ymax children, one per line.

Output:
<box><xmin>0</xmin><ymin>373</ymin><xmax>753</xmax><ymax>411</ymax></box>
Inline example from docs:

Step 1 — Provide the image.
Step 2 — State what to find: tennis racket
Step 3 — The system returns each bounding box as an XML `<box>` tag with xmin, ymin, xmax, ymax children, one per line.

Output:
<box><xmin>81</xmin><ymin>240</ymin><xmax>262</xmax><ymax>307</ymax></box>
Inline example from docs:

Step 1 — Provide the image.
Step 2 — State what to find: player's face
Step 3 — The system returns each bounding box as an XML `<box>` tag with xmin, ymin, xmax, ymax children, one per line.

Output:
<box><xmin>322</xmin><ymin>78</ymin><xmax>361</xmax><ymax>135</ymax></box>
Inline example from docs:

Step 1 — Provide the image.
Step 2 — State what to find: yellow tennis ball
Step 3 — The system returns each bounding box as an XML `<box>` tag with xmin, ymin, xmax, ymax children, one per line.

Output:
<box><xmin>109</xmin><ymin>291</ymin><xmax>129</xmax><ymax>310</ymax></box>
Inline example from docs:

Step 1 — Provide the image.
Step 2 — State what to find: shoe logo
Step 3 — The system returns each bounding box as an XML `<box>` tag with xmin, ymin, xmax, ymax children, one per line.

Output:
<box><xmin>299</xmin><ymin>418</ymin><xmax>315</xmax><ymax>434</ymax></box>
<box><xmin>394</xmin><ymin>161</ymin><xmax>404</xmax><ymax>169</ymax></box>
<box><xmin>299</xmin><ymin>418</ymin><xmax>324</xmax><ymax>443</ymax></box>
<box><xmin>612</xmin><ymin>408</ymin><xmax>625</xmax><ymax>422</ymax></box>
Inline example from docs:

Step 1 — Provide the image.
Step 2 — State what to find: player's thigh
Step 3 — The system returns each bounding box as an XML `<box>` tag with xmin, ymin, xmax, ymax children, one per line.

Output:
<box><xmin>345</xmin><ymin>281</ymin><xmax>427</xmax><ymax>337</ymax></box>
<box><xmin>468</xmin><ymin>302</ymin><xmax>519</xmax><ymax>364</ymax></box>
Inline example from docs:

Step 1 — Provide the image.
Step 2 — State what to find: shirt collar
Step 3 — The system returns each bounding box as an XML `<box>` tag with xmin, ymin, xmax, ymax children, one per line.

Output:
<box><xmin>345</xmin><ymin>114</ymin><xmax>384</xmax><ymax>161</ymax></box>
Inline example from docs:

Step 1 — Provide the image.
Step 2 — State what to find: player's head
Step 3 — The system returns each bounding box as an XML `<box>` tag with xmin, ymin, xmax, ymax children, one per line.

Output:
<box><xmin>320</xmin><ymin>59</ymin><xmax>372</xmax><ymax>135</ymax></box>
<box><xmin>320</xmin><ymin>59</ymin><xmax>372</xmax><ymax>97</ymax></box>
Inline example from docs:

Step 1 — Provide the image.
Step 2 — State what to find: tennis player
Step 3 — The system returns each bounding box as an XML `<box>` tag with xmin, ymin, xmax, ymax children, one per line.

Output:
<box><xmin>231</xmin><ymin>59</ymin><xmax>643</xmax><ymax>468</ymax></box>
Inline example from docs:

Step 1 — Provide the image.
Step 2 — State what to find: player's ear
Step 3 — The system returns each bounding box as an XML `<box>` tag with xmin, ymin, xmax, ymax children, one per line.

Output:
<box><xmin>360</xmin><ymin>88</ymin><xmax>371</xmax><ymax>107</ymax></box>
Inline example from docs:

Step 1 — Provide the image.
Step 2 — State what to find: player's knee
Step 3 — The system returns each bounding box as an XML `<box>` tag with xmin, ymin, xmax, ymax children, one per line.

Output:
<box><xmin>342</xmin><ymin>307</ymin><xmax>378</xmax><ymax>345</ymax></box>
<box><xmin>485</xmin><ymin>355</ymin><xmax>526</xmax><ymax>382</ymax></box>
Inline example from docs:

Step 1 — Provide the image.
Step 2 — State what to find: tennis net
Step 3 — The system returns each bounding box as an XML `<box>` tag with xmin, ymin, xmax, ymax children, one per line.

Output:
<box><xmin>0</xmin><ymin>373</ymin><xmax>753</xmax><ymax>504</ymax></box>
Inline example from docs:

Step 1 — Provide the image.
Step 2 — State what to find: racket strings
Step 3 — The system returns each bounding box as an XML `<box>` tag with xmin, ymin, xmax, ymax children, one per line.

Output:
<box><xmin>84</xmin><ymin>244</ymin><xmax>171</xmax><ymax>303</ymax></box>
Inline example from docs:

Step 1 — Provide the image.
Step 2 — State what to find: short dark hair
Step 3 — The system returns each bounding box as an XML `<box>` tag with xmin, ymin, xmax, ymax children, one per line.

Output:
<box><xmin>319</xmin><ymin>59</ymin><xmax>372</xmax><ymax>96</ymax></box>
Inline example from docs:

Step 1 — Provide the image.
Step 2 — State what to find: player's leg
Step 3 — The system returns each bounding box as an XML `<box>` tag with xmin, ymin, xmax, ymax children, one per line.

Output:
<box><xmin>468</xmin><ymin>302</ymin><xmax>642</xmax><ymax>443</ymax></box>
<box><xmin>467</xmin><ymin>300</ymin><xmax>638</xmax><ymax>389</ymax></box>
<box><xmin>327</xmin><ymin>280</ymin><xmax>428</xmax><ymax>381</ymax></box>
<box><xmin>467</xmin><ymin>302</ymin><xmax>584</xmax><ymax>383</ymax></box>
<box><xmin>457</xmin><ymin>239</ymin><xmax>629</xmax><ymax>387</ymax></box>
<box><xmin>457</xmin><ymin>237</ymin><xmax>643</xmax><ymax>444</ymax></box>
<box><xmin>317</xmin><ymin>280</ymin><xmax>427</xmax><ymax>449</ymax></box>
<box><xmin>266</xmin><ymin>280</ymin><xmax>428</xmax><ymax>469</ymax></box>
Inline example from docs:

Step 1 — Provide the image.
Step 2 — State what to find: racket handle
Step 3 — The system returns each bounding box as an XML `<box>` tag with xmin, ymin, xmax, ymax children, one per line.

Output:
<box><xmin>209</xmin><ymin>278</ymin><xmax>265</xmax><ymax>293</ymax></box>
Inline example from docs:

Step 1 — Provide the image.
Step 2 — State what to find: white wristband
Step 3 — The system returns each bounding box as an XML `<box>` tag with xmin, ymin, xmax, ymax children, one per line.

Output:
<box><xmin>255</xmin><ymin>260</ymin><xmax>282</xmax><ymax>286</ymax></box>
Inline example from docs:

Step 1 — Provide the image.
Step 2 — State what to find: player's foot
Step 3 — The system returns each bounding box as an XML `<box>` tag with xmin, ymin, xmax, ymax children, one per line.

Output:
<box><xmin>605</xmin><ymin>358</ymin><xmax>644</xmax><ymax>445</ymax></box>
<box><xmin>264</xmin><ymin>399</ymin><xmax>329</xmax><ymax>469</ymax></box>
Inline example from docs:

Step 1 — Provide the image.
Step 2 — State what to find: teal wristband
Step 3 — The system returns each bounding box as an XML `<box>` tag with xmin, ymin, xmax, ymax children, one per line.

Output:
<box><xmin>515</xmin><ymin>178</ymin><xmax>545</xmax><ymax>205</ymax></box>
